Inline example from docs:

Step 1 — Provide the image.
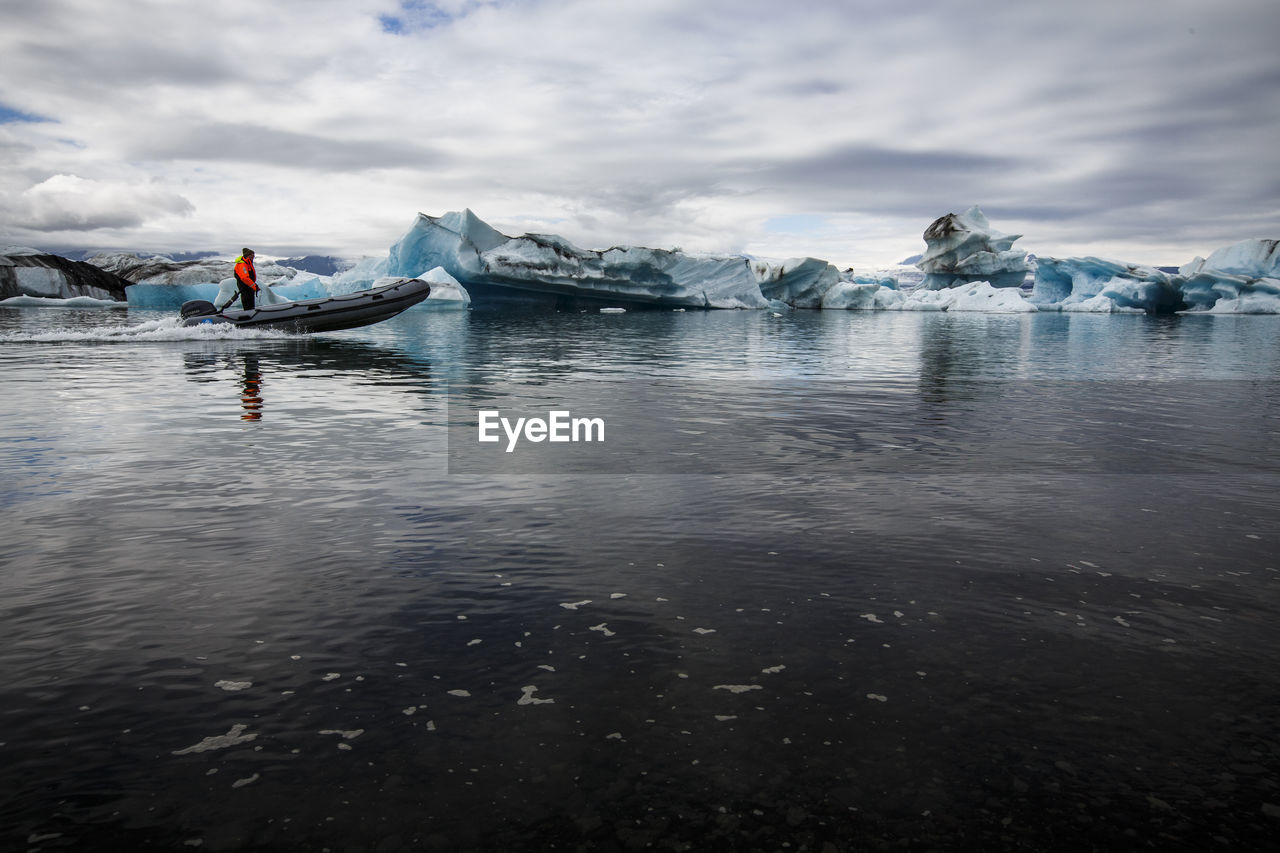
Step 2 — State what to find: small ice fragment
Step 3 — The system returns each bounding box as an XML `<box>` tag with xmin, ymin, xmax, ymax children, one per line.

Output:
<box><xmin>860</xmin><ymin>614</ymin><xmax>883</xmax><ymax>624</ymax></box>
<box><xmin>589</xmin><ymin>623</ymin><xmax>616</xmax><ymax>637</ymax></box>
<box><xmin>611</xmin><ymin>593</ymin><xmax>627</xmax><ymax>599</ymax></box>
<box><xmin>537</xmin><ymin>665</ymin><xmax>556</xmax><ymax>672</ymax></box>
<box><xmin>606</xmin><ymin>732</ymin><xmax>623</xmax><ymax>739</ymax></box>
<box><xmin>761</xmin><ymin>665</ymin><xmax>785</xmax><ymax>674</ymax></box>
<box><xmin>290</xmin><ymin>655</ymin><xmax>302</xmax><ymax>660</ymax></box>
<box><xmin>173</xmin><ymin>724</ymin><xmax>257</xmax><ymax>755</ymax></box>
<box><xmin>713</xmin><ymin>685</ymin><xmax>762</xmax><ymax>694</ymax></box>
<box><xmin>1114</xmin><ymin>616</ymin><xmax>1131</xmax><ymax>627</ymax></box>
<box><xmin>677</xmin><ymin>673</ymin><xmax>689</xmax><ymax>679</ymax></box>
<box><xmin>560</xmin><ymin>600</ymin><xmax>592</xmax><ymax>610</ymax></box>
<box><xmin>322</xmin><ymin>673</ymin><xmax>341</xmax><ymax>682</ymax></box>
<box><xmin>467</xmin><ymin>639</ymin><xmax>482</xmax><ymax>646</ymax></box>
<box><xmin>692</xmin><ymin>628</ymin><xmax>716</xmax><ymax>635</ymax></box>
<box><xmin>866</xmin><ymin>693</ymin><xmax>888</xmax><ymax>702</ymax></box>
<box><xmin>232</xmin><ymin>773</ymin><xmax>259</xmax><ymax>788</ymax></box>
<box><xmin>337</xmin><ymin>742</ymin><xmax>352</xmax><ymax>751</ymax></box>
<box><xmin>402</xmin><ymin>706</ymin><xmax>416</xmax><ymax>716</ymax></box>
<box><xmin>214</xmin><ymin>680</ymin><xmax>252</xmax><ymax>692</ymax></box>
<box><xmin>448</xmin><ymin>689</ymin><xmax>471</xmax><ymax>698</ymax></box>
<box><xmin>715</xmin><ymin>715</ymin><xmax>738</xmax><ymax>722</ymax></box>
<box><xmin>893</xmin><ymin>611</ymin><xmax>904</xmax><ymax>619</ymax></box>
<box><xmin>426</xmin><ymin>720</ymin><xmax>436</xmax><ymax>731</ymax></box>
<box><xmin>517</xmin><ymin>685</ymin><xmax>554</xmax><ymax>705</ymax></box>
<box><xmin>319</xmin><ymin>729</ymin><xmax>363</xmax><ymax>740</ymax></box>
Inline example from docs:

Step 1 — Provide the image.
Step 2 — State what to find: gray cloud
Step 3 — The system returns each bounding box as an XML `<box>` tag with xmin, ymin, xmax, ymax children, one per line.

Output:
<box><xmin>131</xmin><ymin>123</ymin><xmax>445</xmax><ymax>172</ymax></box>
<box><xmin>0</xmin><ymin>0</ymin><xmax>1276</xmax><ymax>263</ymax></box>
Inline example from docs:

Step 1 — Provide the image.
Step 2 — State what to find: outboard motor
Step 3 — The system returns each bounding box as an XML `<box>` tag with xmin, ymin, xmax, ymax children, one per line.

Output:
<box><xmin>180</xmin><ymin>299</ymin><xmax>218</xmax><ymax>320</ymax></box>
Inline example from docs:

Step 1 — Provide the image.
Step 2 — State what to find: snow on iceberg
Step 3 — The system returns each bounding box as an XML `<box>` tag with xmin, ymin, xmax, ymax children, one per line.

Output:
<box><xmin>917</xmin><ymin>206</ymin><xmax>1029</xmax><ymax>290</ymax></box>
<box><xmin>1177</xmin><ymin>238</ymin><xmax>1280</xmax><ymax>314</ymax></box>
<box><xmin>1029</xmin><ymin>256</ymin><xmax>1183</xmax><ymax>314</ymax></box>
<box><xmin>386</xmin><ymin>210</ymin><xmax>768</xmax><ymax>309</ymax></box>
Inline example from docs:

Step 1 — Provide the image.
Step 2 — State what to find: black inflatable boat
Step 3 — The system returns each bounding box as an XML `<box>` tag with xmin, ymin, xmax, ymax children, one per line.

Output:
<box><xmin>180</xmin><ymin>278</ymin><xmax>432</xmax><ymax>333</ymax></box>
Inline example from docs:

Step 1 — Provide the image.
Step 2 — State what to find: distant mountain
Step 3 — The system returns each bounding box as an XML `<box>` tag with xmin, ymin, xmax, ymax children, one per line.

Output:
<box><xmin>899</xmin><ymin>254</ymin><xmax>923</xmax><ymax>265</ymax></box>
<box><xmin>277</xmin><ymin>255</ymin><xmax>351</xmax><ymax>276</ymax></box>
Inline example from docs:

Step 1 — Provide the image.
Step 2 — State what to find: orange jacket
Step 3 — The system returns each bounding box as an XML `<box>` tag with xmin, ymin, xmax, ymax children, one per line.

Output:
<box><xmin>234</xmin><ymin>255</ymin><xmax>258</xmax><ymax>291</ymax></box>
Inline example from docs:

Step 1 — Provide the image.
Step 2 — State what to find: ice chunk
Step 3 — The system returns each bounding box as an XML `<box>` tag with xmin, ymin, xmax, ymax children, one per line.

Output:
<box><xmin>1178</xmin><ymin>239</ymin><xmax>1280</xmax><ymax>313</ymax></box>
<box><xmin>415</xmin><ymin>266</ymin><xmax>471</xmax><ymax>309</ymax></box>
<box><xmin>173</xmin><ymin>724</ymin><xmax>257</xmax><ymax>754</ymax></box>
<box><xmin>917</xmin><ymin>206</ymin><xmax>1029</xmax><ymax>290</ymax></box>
<box><xmin>1030</xmin><ymin>256</ymin><xmax>1183</xmax><ymax>313</ymax></box>
<box><xmin>752</xmin><ymin>257</ymin><xmax>843</xmax><ymax>308</ymax></box>
<box><xmin>386</xmin><ymin>210</ymin><xmax>768</xmax><ymax>309</ymax></box>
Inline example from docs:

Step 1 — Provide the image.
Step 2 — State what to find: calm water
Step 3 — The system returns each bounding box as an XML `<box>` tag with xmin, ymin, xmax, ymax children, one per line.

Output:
<box><xmin>1</xmin><ymin>305</ymin><xmax>1278</xmax><ymax>852</ymax></box>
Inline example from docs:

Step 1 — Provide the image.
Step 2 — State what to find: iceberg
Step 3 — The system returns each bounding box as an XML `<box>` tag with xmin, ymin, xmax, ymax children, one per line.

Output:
<box><xmin>917</xmin><ymin>206</ymin><xmax>1029</xmax><ymax>290</ymax></box>
<box><xmin>127</xmin><ymin>277</ymin><xmax>330</xmax><ymax>310</ymax></box>
<box><xmin>1177</xmin><ymin>238</ymin><xmax>1280</xmax><ymax>314</ymax></box>
<box><xmin>1030</xmin><ymin>239</ymin><xmax>1280</xmax><ymax>314</ymax></box>
<box><xmin>752</xmin><ymin>257</ymin><xmax>843</xmax><ymax>309</ymax></box>
<box><xmin>414</xmin><ymin>267</ymin><xmax>471</xmax><ymax>309</ymax></box>
<box><xmin>1</xmin><ymin>250</ymin><xmax>130</xmax><ymax>301</ymax></box>
<box><xmin>385</xmin><ymin>210</ymin><xmax>768</xmax><ymax>309</ymax></box>
<box><xmin>89</xmin><ymin>253</ymin><xmax>299</xmax><ymax>287</ymax></box>
<box><xmin>1030</xmin><ymin>256</ymin><xmax>1184</xmax><ymax>314</ymax></box>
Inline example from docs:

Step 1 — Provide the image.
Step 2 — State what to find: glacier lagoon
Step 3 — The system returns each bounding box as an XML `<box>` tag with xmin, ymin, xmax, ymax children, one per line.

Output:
<box><xmin>1</xmin><ymin>304</ymin><xmax>1278</xmax><ymax>851</ymax></box>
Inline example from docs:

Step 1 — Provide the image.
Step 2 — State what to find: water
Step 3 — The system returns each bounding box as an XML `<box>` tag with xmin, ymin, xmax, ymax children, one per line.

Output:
<box><xmin>2</xmin><ymin>305</ymin><xmax>1278</xmax><ymax>851</ymax></box>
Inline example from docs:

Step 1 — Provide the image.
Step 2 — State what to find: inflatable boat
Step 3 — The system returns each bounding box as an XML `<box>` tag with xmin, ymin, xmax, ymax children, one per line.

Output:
<box><xmin>179</xmin><ymin>278</ymin><xmax>431</xmax><ymax>333</ymax></box>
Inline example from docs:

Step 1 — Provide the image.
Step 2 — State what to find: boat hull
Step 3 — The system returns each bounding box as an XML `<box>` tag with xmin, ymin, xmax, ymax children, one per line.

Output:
<box><xmin>180</xmin><ymin>278</ymin><xmax>432</xmax><ymax>332</ymax></box>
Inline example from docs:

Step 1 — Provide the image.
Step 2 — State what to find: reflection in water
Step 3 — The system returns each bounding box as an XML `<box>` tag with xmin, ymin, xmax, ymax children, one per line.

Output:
<box><xmin>240</xmin><ymin>353</ymin><xmax>263</xmax><ymax>420</ymax></box>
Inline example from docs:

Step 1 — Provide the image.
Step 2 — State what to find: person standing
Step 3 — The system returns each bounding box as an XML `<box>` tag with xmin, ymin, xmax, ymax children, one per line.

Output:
<box><xmin>233</xmin><ymin>248</ymin><xmax>258</xmax><ymax>310</ymax></box>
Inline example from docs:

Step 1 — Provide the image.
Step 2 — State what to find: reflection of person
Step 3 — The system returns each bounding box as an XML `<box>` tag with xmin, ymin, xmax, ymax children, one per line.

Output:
<box><xmin>240</xmin><ymin>353</ymin><xmax>263</xmax><ymax>421</ymax></box>
<box><xmin>233</xmin><ymin>248</ymin><xmax>259</xmax><ymax>310</ymax></box>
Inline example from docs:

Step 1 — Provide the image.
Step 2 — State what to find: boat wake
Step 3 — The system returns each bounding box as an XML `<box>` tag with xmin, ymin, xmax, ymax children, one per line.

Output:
<box><xmin>0</xmin><ymin>316</ymin><xmax>299</xmax><ymax>343</ymax></box>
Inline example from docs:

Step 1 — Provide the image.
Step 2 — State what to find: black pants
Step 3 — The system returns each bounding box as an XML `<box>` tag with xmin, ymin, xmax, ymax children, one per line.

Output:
<box><xmin>237</xmin><ymin>282</ymin><xmax>256</xmax><ymax>310</ymax></box>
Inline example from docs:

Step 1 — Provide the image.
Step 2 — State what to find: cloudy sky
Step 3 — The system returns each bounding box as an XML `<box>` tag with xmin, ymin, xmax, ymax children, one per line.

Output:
<box><xmin>1</xmin><ymin>0</ymin><xmax>1277</xmax><ymax>268</ymax></box>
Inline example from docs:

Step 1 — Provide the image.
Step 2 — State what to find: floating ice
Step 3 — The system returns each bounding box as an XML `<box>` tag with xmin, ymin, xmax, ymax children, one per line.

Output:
<box><xmin>231</xmin><ymin>773</ymin><xmax>260</xmax><ymax>788</ymax></box>
<box><xmin>713</xmin><ymin>685</ymin><xmax>762</xmax><ymax>694</ymax></box>
<box><xmin>692</xmin><ymin>628</ymin><xmax>716</xmax><ymax>635</ymax></box>
<box><xmin>173</xmin><ymin>724</ymin><xmax>257</xmax><ymax>755</ymax></box>
<box><xmin>866</xmin><ymin>694</ymin><xmax>888</xmax><ymax>702</ymax></box>
<box><xmin>319</xmin><ymin>729</ymin><xmax>363</xmax><ymax>740</ymax></box>
<box><xmin>589</xmin><ymin>623</ymin><xmax>616</xmax><ymax>637</ymax></box>
<box><xmin>917</xmin><ymin>206</ymin><xmax>1029</xmax><ymax>290</ymax></box>
<box><xmin>761</xmin><ymin>665</ymin><xmax>785</xmax><ymax>674</ymax></box>
<box><xmin>386</xmin><ymin>209</ymin><xmax>768</xmax><ymax>309</ymax></box>
<box><xmin>447</xmin><ymin>689</ymin><xmax>471</xmax><ymax>697</ymax></box>
<box><xmin>560</xmin><ymin>600</ymin><xmax>591</xmax><ymax>610</ymax></box>
<box><xmin>214</xmin><ymin>680</ymin><xmax>252</xmax><ymax>692</ymax></box>
<box><xmin>1179</xmin><ymin>238</ymin><xmax>1280</xmax><ymax>313</ymax></box>
<box><xmin>321</xmin><ymin>673</ymin><xmax>341</xmax><ymax>682</ymax></box>
<box><xmin>517</xmin><ymin>685</ymin><xmax>555</xmax><ymax>705</ymax></box>
<box><xmin>860</xmin><ymin>614</ymin><xmax>883</xmax><ymax>624</ymax></box>
<box><xmin>1030</xmin><ymin>256</ymin><xmax>1181</xmax><ymax>313</ymax></box>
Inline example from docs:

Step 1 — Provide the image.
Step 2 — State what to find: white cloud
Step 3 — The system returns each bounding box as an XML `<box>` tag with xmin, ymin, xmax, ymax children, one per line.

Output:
<box><xmin>0</xmin><ymin>0</ymin><xmax>1277</xmax><ymax>265</ymax></box>
<box><xmin>4</xmin><ymin>174</ymin><xmax>194</xmax><ymax>232</ymax></box>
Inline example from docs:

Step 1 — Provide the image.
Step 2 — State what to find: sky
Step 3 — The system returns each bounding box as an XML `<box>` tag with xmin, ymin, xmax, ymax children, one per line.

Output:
<box><xmin>0</xmin><ymin>0</ymin><xmax>1277</xmax><ymax>269</ymax></box>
